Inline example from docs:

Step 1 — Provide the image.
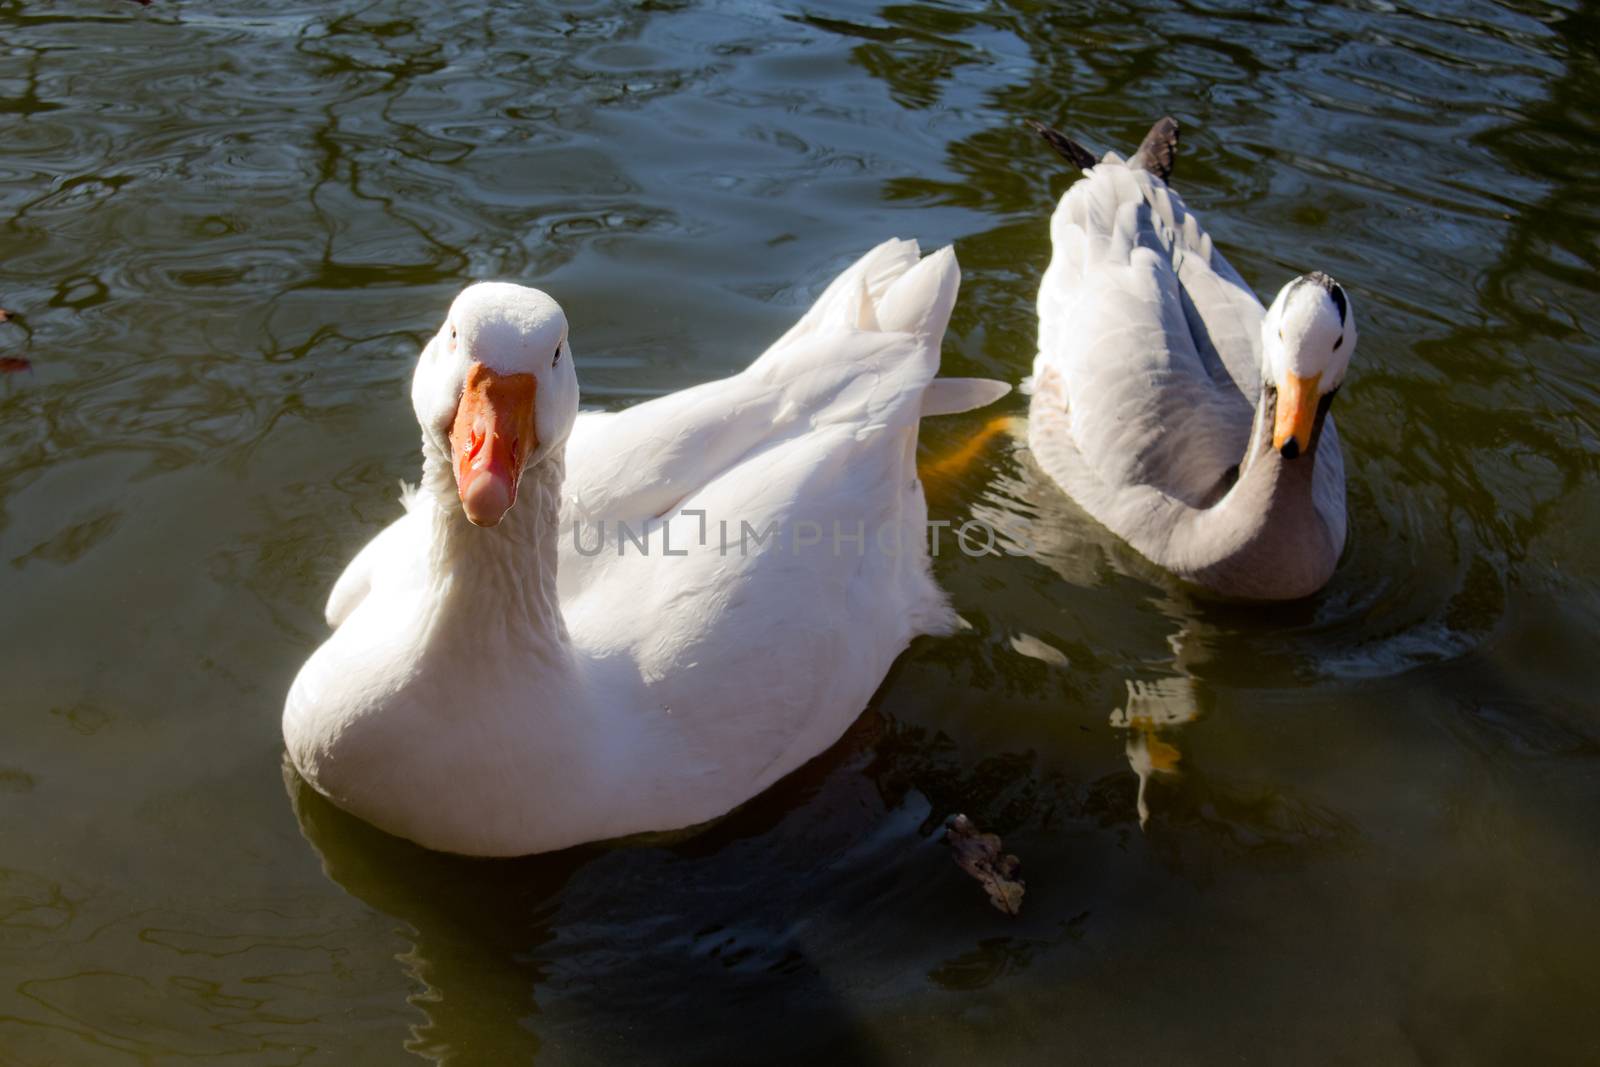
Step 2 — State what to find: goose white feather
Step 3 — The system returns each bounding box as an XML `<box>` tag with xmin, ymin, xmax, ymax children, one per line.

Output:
<box><xmin>1028</xmin><ymin>120</ymin><xmax>1357</xmax><ymax>600</ymax></box>
<box><xmin>283</xmin><ymin>240</ymin><xmax>1008</xmax><ymax>856</ymax></box>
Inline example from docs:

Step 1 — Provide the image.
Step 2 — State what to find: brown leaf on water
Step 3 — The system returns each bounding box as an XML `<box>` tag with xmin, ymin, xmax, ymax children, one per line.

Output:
<box><xmin>0</xmin><ymin>357</ymin><xmax>33</xmax><ymax>374</ymax></box>
<box><xmin>944</xmin><ymin>814</ymin><xmax>1025</xmax><ymax>916</ymax></box>
<box><xmin>0</xmin><ymin>308</ymin><xmax>10</xmax><ymax>323</ymax></box>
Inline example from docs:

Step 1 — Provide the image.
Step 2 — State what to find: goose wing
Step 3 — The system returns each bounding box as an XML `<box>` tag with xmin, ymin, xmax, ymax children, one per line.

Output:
<box><xmin>562</xmin><ymin>240</ymin><xmax>999</xmax><ymax>529</ymax></box>
<box><xmin>1033</xmin><ymin>161</ymin><xmax>1267</xmax><ymax>509</ymax></box>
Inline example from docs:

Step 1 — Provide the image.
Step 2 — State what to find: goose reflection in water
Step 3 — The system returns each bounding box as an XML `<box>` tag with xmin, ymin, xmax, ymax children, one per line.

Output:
<box><xmin>966</xmin><ymin>419</ymin><xmax>1208</xmax><ymax>829</ymax></box>
<box><xmin>1111</xmin><ymin>678</ymin><xmax>1201</xmax><ymax>828</ymax></box>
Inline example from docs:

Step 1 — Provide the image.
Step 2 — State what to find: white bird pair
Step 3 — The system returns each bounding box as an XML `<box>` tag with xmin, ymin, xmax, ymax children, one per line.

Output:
<box><xmin>285</xmin><ymin>117</ymin><xmax>1358</xmax><ymax>856</ymax></box>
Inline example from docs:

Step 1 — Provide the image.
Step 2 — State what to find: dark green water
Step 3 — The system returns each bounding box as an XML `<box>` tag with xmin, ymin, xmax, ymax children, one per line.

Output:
<box><xmin>3</xmin><ymin>0</ymin><xmax>1599</xmax><ymax>1062</ymax></box>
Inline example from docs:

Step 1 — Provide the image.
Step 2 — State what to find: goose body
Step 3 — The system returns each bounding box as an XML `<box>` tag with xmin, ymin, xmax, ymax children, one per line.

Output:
<box><xmin>1027</xmin><ymin>119</ymin><xmax>1357</xmax><ymax>600</ymax></box>
<box><xmin>284</xmin><ymin>240</ymin><xmax>1007</xmax><ymax>856</ymax></box>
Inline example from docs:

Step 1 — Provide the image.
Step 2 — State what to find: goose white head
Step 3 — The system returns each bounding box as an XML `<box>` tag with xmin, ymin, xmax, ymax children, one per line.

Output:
<box><xmin>411</xmin><ymin>282</ymin><xmax>580</xmax><ymax>526</ymax></box>
<box><xmin>1261</xmin><ymin>272</ymin><xmax>1356</xmax><ymax>460</ymax></box>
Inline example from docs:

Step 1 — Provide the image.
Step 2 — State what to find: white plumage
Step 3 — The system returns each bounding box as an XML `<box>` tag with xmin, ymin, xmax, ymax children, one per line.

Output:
<box><xmin>283</xmin><ymin>240</ymin><xmax>1007</xmax><ymax>856</ymax></box>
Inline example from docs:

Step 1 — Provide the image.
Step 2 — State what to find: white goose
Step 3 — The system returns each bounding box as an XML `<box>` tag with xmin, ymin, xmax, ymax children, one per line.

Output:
<box><xmin>1027</xmin><ymin>118</ymin><xmax>1357</xmax><ymax>600</ymax></box>
<box><xmin>283</xmin><ymin>240</ymin><xmax>1008</xmax><ymax>856</ymax></box>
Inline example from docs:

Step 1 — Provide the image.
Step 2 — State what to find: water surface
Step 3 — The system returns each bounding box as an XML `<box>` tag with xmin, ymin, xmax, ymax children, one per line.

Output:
<box><xmin>3</xmin><ymin>0</ymin><xmax>1599</xmax><ymax>1062</ymax></box>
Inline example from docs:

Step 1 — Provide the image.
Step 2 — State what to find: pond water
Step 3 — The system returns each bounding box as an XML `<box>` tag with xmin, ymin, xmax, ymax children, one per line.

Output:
<box><xmin>3</xmin><ymin>0</ymin><xmax>1598</xmax><ymax>1062</ymax></box>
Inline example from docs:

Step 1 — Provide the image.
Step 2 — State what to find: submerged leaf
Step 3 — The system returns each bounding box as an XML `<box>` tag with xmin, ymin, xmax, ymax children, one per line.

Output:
<box><xmin>944</xmin><ymin>814</ymin><xmax>1025</xmax><ymax>916</ymax></box>
<box><xmin>0</xmin><ymin>357</ymin><xmax>33</xmax><ymax>374</ymax></box>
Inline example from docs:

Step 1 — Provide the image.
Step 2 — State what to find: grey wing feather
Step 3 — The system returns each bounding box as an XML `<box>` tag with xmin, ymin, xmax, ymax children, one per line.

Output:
<box><xmin>1034</xmin><ymin>163</ymin><xmax>1266</xmax><ymax>514</ymax></box>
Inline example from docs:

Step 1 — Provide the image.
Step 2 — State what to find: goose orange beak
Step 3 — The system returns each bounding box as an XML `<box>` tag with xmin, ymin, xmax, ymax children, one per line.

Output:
<box><xmin>449</xmin><ymin>362</ymin><xmax>538</xmax><ymax>527</ymax></box>
<box><xmin>1272</xmin><ymin>371</ymin><xmax>1321</xmax><ymax>459</ymax></box>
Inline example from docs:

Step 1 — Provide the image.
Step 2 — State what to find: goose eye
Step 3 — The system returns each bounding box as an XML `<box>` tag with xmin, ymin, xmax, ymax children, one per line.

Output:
<box><xmin>1332</xmin><ymin>334</ymin><xmax>1343</xmax><ymax>351</ymax></box>
<box><xmin>552</xmin><ymin>343</ymin><xmax>563</xmax><ymax>367</ymax></box>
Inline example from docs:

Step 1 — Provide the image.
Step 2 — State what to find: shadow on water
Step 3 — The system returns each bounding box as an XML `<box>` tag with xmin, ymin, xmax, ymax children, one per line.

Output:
<box><xmin>285</xmin><ymin>710</ymin><xmax>915</xmax><ymax>1064</ymax></box>
<box><xmin>287</xmin><ymin>766</ymin><xmax>575</xmax><ymax>1063</ymax></box>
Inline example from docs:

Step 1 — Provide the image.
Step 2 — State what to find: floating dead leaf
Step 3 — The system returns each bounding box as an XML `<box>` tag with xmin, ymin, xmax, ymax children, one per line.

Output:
<box><xmin>0</xmin><ymin>308</ymin><xmax>10</xmax><ymax>323</ymax></box>
<box><xmin>0</xmin><ymin>357</ymin><xmax>33</xmax><ymax>375</ymax></box>
<box><xmin>944</xmin><ymin>814</ymin><xmax>1025</xmax><ymax>916</ymax></box>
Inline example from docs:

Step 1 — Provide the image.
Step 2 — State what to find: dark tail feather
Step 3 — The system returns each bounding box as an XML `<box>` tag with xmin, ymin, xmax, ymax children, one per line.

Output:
<box><xmin>1027</xmin><ymin>119</ymin><xmax>1097</xmax><ymax>171</ymax></box>
<box><xmin>1130</xmin><ymin>116</ymin><xmax>1179</xmax><ymax>182</ymax></box>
